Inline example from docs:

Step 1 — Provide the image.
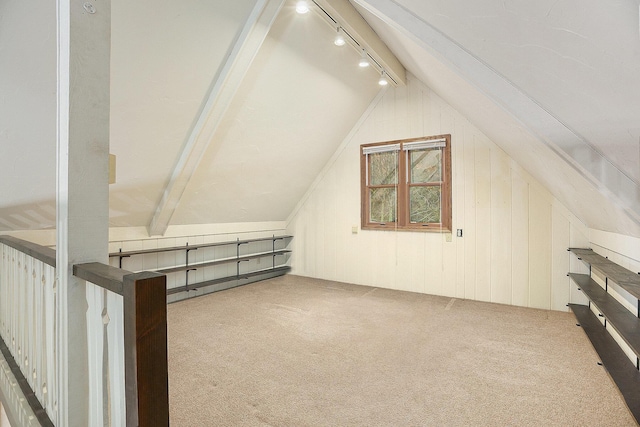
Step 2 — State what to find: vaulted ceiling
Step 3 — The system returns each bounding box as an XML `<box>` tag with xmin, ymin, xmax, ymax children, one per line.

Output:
<box><xmin>351</xmin><ymin>0</ymin><xmax>640</xmax><ymax>235</ymax></box>
<box><xmin>1</xmin><ymin>0</ymin><xmax>639</xmax><ymax>237</ymax></box>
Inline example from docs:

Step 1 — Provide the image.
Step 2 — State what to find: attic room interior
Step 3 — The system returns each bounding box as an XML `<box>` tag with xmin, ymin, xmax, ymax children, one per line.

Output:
<box><xmin>1</xmin><ymin>0</ymin><xmax>640</xmax><ymax>425</ymax></box>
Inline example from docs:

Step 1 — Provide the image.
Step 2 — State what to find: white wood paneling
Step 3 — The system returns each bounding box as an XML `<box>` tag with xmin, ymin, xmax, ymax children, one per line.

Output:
<box><xmin>453</xmin><ymin>118</ymin><xmax>466</xmax><ymax>298</ymax></box>
<box><xmin>474</xmin><ymin>136</ymin><xmax>492</xmax><ymax>302</ymax></box>
<box><xmin>490</xmin><ymin>148</ymin><xmax>512</xmax><ymax>305</ymax></box>
<box><xmin>551</xmin><ymin>205</ymin><xmax>571</xmax><ymax>311</ymax></box>
<box><xmin>511</xmin><ymin>169</ymin><xmax>529</xmax><ymax>307</ymax></box>
<box><xmin>287</xmin><ymin>74</ymin><xmax>586</xmax><ymax>310</ymax></box>
<box><xmin>528</xmin><ymin>188</ymin><xmax>552</xmax><ymax>309</ymax></box>
<box><xmin>462</xmin><ymin>124</ymin><xmax>477</xmax><ymax>301</ymax></box>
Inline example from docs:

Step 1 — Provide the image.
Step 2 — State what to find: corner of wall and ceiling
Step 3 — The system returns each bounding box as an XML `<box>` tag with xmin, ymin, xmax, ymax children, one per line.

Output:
<box><xmin>147</xmin><ymin>0</ymin><xmax>286</xmax><ymax>237</ymax></box>
<box><xmin>351</xmin><ymin>0</ymin><xmax>640</xmax><ymax>231</ymax></box>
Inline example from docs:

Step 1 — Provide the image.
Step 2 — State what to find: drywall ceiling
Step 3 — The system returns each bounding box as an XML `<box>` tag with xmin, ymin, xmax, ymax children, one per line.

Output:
<box><xmin>110</xmin><ymin>0</ymin><xmax>382</xmax><ymax>228</ymax></box>
<box><xmin>109</xmin><ymin>0</ymin><xmax>261</xmax><ymax>226</ymax></box>
<box><xmin>0</xmin><ymin>0</ymin><xmax>56</xmax><ymax>230</ymax></box>
<box><xmin>3</xmin><ymin>0</ymin><xmax>639</xmax><ymax>238</ymax></box>
<box><xmin>0</xmin><ymin>0</ymin><xmax>385</xmax><ymax>233</ymax></box>
<box><xmin>169</xmin><ymin>4</ymin><xmax>382</xmax><ymax>225</ymax></box>
<box><xmin>383</xmin><ymin>0</ymin><xmax>640</xmax><ymax>183</ymax></box>
<box><xmin>351</xmin><ymin>0</ymin><xmax>640</xmax><ymax>236</ymax></box>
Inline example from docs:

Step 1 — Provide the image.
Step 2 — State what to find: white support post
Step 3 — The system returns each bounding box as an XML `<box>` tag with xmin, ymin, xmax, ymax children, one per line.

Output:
<box><xmin>56</xmin><ymin>1</ymin><xmax>110</xmax><ymax>426</ymax></box>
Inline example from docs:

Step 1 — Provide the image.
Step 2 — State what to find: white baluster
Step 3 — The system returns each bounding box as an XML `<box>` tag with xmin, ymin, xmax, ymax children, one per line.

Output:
<box><xmin>107</xmin><ymin>290</ymin><xmax>125</xmax><ymax>425</ymax></box>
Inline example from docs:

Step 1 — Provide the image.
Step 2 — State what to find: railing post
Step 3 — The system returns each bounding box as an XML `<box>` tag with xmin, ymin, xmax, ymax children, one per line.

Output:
<box><xmin>123</xmin><ymin>272</ymin><xmax>169</xmax><ymax>427</ymax></box>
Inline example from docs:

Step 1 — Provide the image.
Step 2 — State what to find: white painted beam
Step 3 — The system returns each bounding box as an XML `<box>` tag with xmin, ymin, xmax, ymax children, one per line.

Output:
<box><xmin>315</xmin><ymin>0</ymin><xmax>406</xmax><ymax>85</ymax></box>
<box><xmin>148</xmin><ymin>0</ymin><xmax>285</xmax><ymax>236</ymax></box>
<box><xmin>353</xmin><ymin>0</ymin><xmax>640</xmax><ymax>228</ymax></box>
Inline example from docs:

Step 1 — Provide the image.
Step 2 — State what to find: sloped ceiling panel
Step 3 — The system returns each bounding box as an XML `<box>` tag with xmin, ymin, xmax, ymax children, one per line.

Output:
<box><xmin>388</xmin><ymin>0</ymin><xmax>640</xmax><ymax>184</ymax></box>
<box><xmin>108</xmin><ymin>0</ymin><xmax>261</xmax><ymax>227</ymax></box>
<box><xmin>352</xmin><ymin>0</ymin><xmax>640</xmax><ymax>237</ymax></box>
<box><xmin>169</xmin><ymin>5</ymin><xmax>382</xmax><ymax>224</ymax></box>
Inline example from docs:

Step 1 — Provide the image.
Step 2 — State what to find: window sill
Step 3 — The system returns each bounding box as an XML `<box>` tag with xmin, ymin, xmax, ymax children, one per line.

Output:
<box><xmin>361</xmin><ymin>224</ymin><xmax>451</xmax><ymax>233</ymax></box>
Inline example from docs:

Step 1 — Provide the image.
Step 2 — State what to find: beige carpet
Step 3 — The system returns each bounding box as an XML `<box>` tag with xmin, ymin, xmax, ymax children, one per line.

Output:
<box><xmin>167</xmin><ymin>275</ymin><xmax>636</xmax><ymax>426</ymax></box>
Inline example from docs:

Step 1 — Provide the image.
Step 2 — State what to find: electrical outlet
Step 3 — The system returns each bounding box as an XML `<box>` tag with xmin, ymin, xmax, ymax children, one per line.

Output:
<box><xmin>352</xmin><ymin>226</ymin><xmax>358</xmax><ymax>234</ymax></box>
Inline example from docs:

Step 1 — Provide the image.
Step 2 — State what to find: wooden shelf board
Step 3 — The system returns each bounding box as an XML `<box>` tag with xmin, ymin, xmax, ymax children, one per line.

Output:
<box><xmin>569</xmin><ymin>304</ymin><xmax>640</xmax><ymax>423</ymax></box>
<box><xmin>569</xmin><ymin>248</ymin><xmax>640</xmax><ymax>299</ymax></box>
<box><xmin>166</xmin><ymin>266</ymin><xmax>291</xmax><ymax>296</ymax></box>
<box><xmin>569</xmin><ymin>273</ymin><xmax>640</xmax><ymax>358</ymax></box>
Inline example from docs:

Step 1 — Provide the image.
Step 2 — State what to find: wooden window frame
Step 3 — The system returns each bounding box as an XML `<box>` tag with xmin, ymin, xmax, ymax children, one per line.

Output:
<box><xmin>360</xmin><ymin>134</ymin><xmax>452</xmax><ymax>232</ymax></box>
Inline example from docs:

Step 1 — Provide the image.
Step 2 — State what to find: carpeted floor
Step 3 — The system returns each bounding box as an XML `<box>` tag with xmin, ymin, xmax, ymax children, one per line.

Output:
<box><xmin>167</xmin><ymin>275</ymin><xmax>636</xmax><ymax>426</ymax></box>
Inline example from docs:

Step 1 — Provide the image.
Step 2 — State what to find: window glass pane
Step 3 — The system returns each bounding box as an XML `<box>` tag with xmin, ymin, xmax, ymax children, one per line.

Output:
<box><xmin>370</xmin><ymin>152</ymin><xmax>398</xmax><ymax>185</ymax></box>
<box><xmin>370</xmin><ymin>188</ymin><xmax>396</xmax><ymax>223</ymax></box>
<box><xmin>410</xmin><ymin>148</ymin><xmax>441</xmax><ymax>183</ymax></box>
<box><xmin>410</xmin><ymin>186</ymin><xmax>441</xmax><ymax>223</ymax></box>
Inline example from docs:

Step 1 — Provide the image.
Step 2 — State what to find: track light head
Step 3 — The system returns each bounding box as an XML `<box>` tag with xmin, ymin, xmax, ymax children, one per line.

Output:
<box><xmin>296</xmin><ymin>0</ymin><xmax>310</xmax><ymax>14</ymax></box>
<box><xmin>378</xmin><ymin>71</ymin><xmax>389</xmax><ymax>86</ymax></box>
<box><xmin>334</xmin><ymin>27</ymin><xmax>345</xmax><ymax>46</ymax></box>
<box><xmin>358</xmin><ymin>50</ymin><xmax>370</xmax><ymax>68</ymax></box>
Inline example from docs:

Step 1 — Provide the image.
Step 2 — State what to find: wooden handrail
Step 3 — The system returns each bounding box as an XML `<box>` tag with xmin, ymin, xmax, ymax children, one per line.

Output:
<box><xmin>74</xmin><ymin>263</ymin><xmax>169</xmax><ymax>427</ymax></box>
<box><xmin>0</xmin><ymin>235</ymin><xmax>56</xmax><ymax>267</ymax></box>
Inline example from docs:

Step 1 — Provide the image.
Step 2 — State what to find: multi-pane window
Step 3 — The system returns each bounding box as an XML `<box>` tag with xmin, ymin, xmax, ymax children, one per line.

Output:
<box><xmin>360</xmin><ymin>135</ymin><xmax>451</xmax><ymax>231</ymax></box>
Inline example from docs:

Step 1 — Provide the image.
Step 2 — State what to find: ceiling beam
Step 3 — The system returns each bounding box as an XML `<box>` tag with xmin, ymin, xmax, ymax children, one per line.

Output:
<box><xmin>353</xmin><ymin>0</ymin><xmax>640</xmax><ymax>227</ymax></box>
<box><xmin>315</xmin><ymin>0</ymin><xmax>405</xmax><ymax>85</ymax></box>
<box><xmin>148</xmin><ymin>0</ymin><xmax>285</xmax><ymax>236</ymax></box>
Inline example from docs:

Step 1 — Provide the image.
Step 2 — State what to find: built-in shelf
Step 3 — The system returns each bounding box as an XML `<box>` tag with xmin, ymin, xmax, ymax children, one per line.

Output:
<box><xmin>568</xmin><ymin>273</ymin><xmax>640</xmax><ymax>358</ymax></box>
<box><xmin>569</xmin><ymin>304</ymin><xmax>640</xmax><ymax>421</ymax></box>
<box><xmin>110</xmin><ymin>235</ymin><xmax>292</xmax><ymax>299</ymax></box>
<box><xmin>568</xmin><ymin>248</ymin><xmax>640</xmax><ymax>424</ymax></box>
<box><xmin>110</xmin><ymin>235</ymin><xmax>292</xmax><ymax>259</ymax></box>
<box><xmin>569</xmin><ymin>248</ymin><xmax>640</xmax><ymax>299</ymax></box>
<box><xmin>155</xmin><ymin>250</ymin><xmax>291</xmax><ymax>274</ymax></box>
<box><xmin>166</xmin><ymin>265</ymin><xmax>291</xmax><ymax>296</ymax></box>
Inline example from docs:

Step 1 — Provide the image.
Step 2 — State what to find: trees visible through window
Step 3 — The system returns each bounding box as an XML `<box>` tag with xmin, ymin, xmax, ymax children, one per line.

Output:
<box><xmin>360</xmin><ymin>135</ymin><xmax>451</xmax><ymax>231</ymax></box>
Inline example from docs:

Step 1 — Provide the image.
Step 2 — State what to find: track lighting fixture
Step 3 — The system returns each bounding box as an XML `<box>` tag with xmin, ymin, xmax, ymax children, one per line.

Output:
<box><xmin>358</xmin><ymin>49</ymin><xmax>370</xmax><ymax>68</ymax></box>
<box><xmin>378</xmin><ymin>70</ymin><xmax>389</xmax><ymax>86</ymax></box>
<box><xmin>295</xmin><ymin>0</ymin><xmax>309</xmax><ymax>14</ymax></box>
<box><xmin>293</xmin><ymin>2</ymin><xmax>394</xmax><ymax>86</ymax></box>
<box><xmin>334</xmin><ymin>27</ymin><xmax>345</xmax><ymax>46</ymax></box>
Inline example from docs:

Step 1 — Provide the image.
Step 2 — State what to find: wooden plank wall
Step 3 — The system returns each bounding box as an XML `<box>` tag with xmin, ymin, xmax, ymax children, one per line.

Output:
<box><xmin>287</xmin><ymin>74</ymin><xmax>590</xmax><ymax>311</ymax></box>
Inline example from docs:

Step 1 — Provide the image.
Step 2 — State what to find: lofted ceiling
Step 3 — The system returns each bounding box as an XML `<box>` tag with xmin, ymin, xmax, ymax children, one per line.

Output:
<box><xmin>352</xmin><ymin>0</ymin><xmax>640</xmax><ymax>236</ymax></box>
<box><xmin>1</xmin><ymin>0</ymin><xmax>639</xmax><ymax>237</ymax></box>
<box><xmin>110</xmin><ymin>0</ymin><xmax>383</xmax><ymax>231</ymax></box>
<box><xmin>168</xmin><ymin>4</ymin><xmax>383</xmax><ymax>226</ymax></box>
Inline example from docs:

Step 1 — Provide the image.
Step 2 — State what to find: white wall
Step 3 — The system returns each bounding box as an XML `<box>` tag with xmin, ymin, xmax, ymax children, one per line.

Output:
<box><xmin>0</xmin><ymin>0</ymin><xmax>57</xmax><ymax>231</ymax></box>
<box><xmin>287</xmin><ymin>74</ymin><xmax>590</xmax><ymax>311</ymax></box>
